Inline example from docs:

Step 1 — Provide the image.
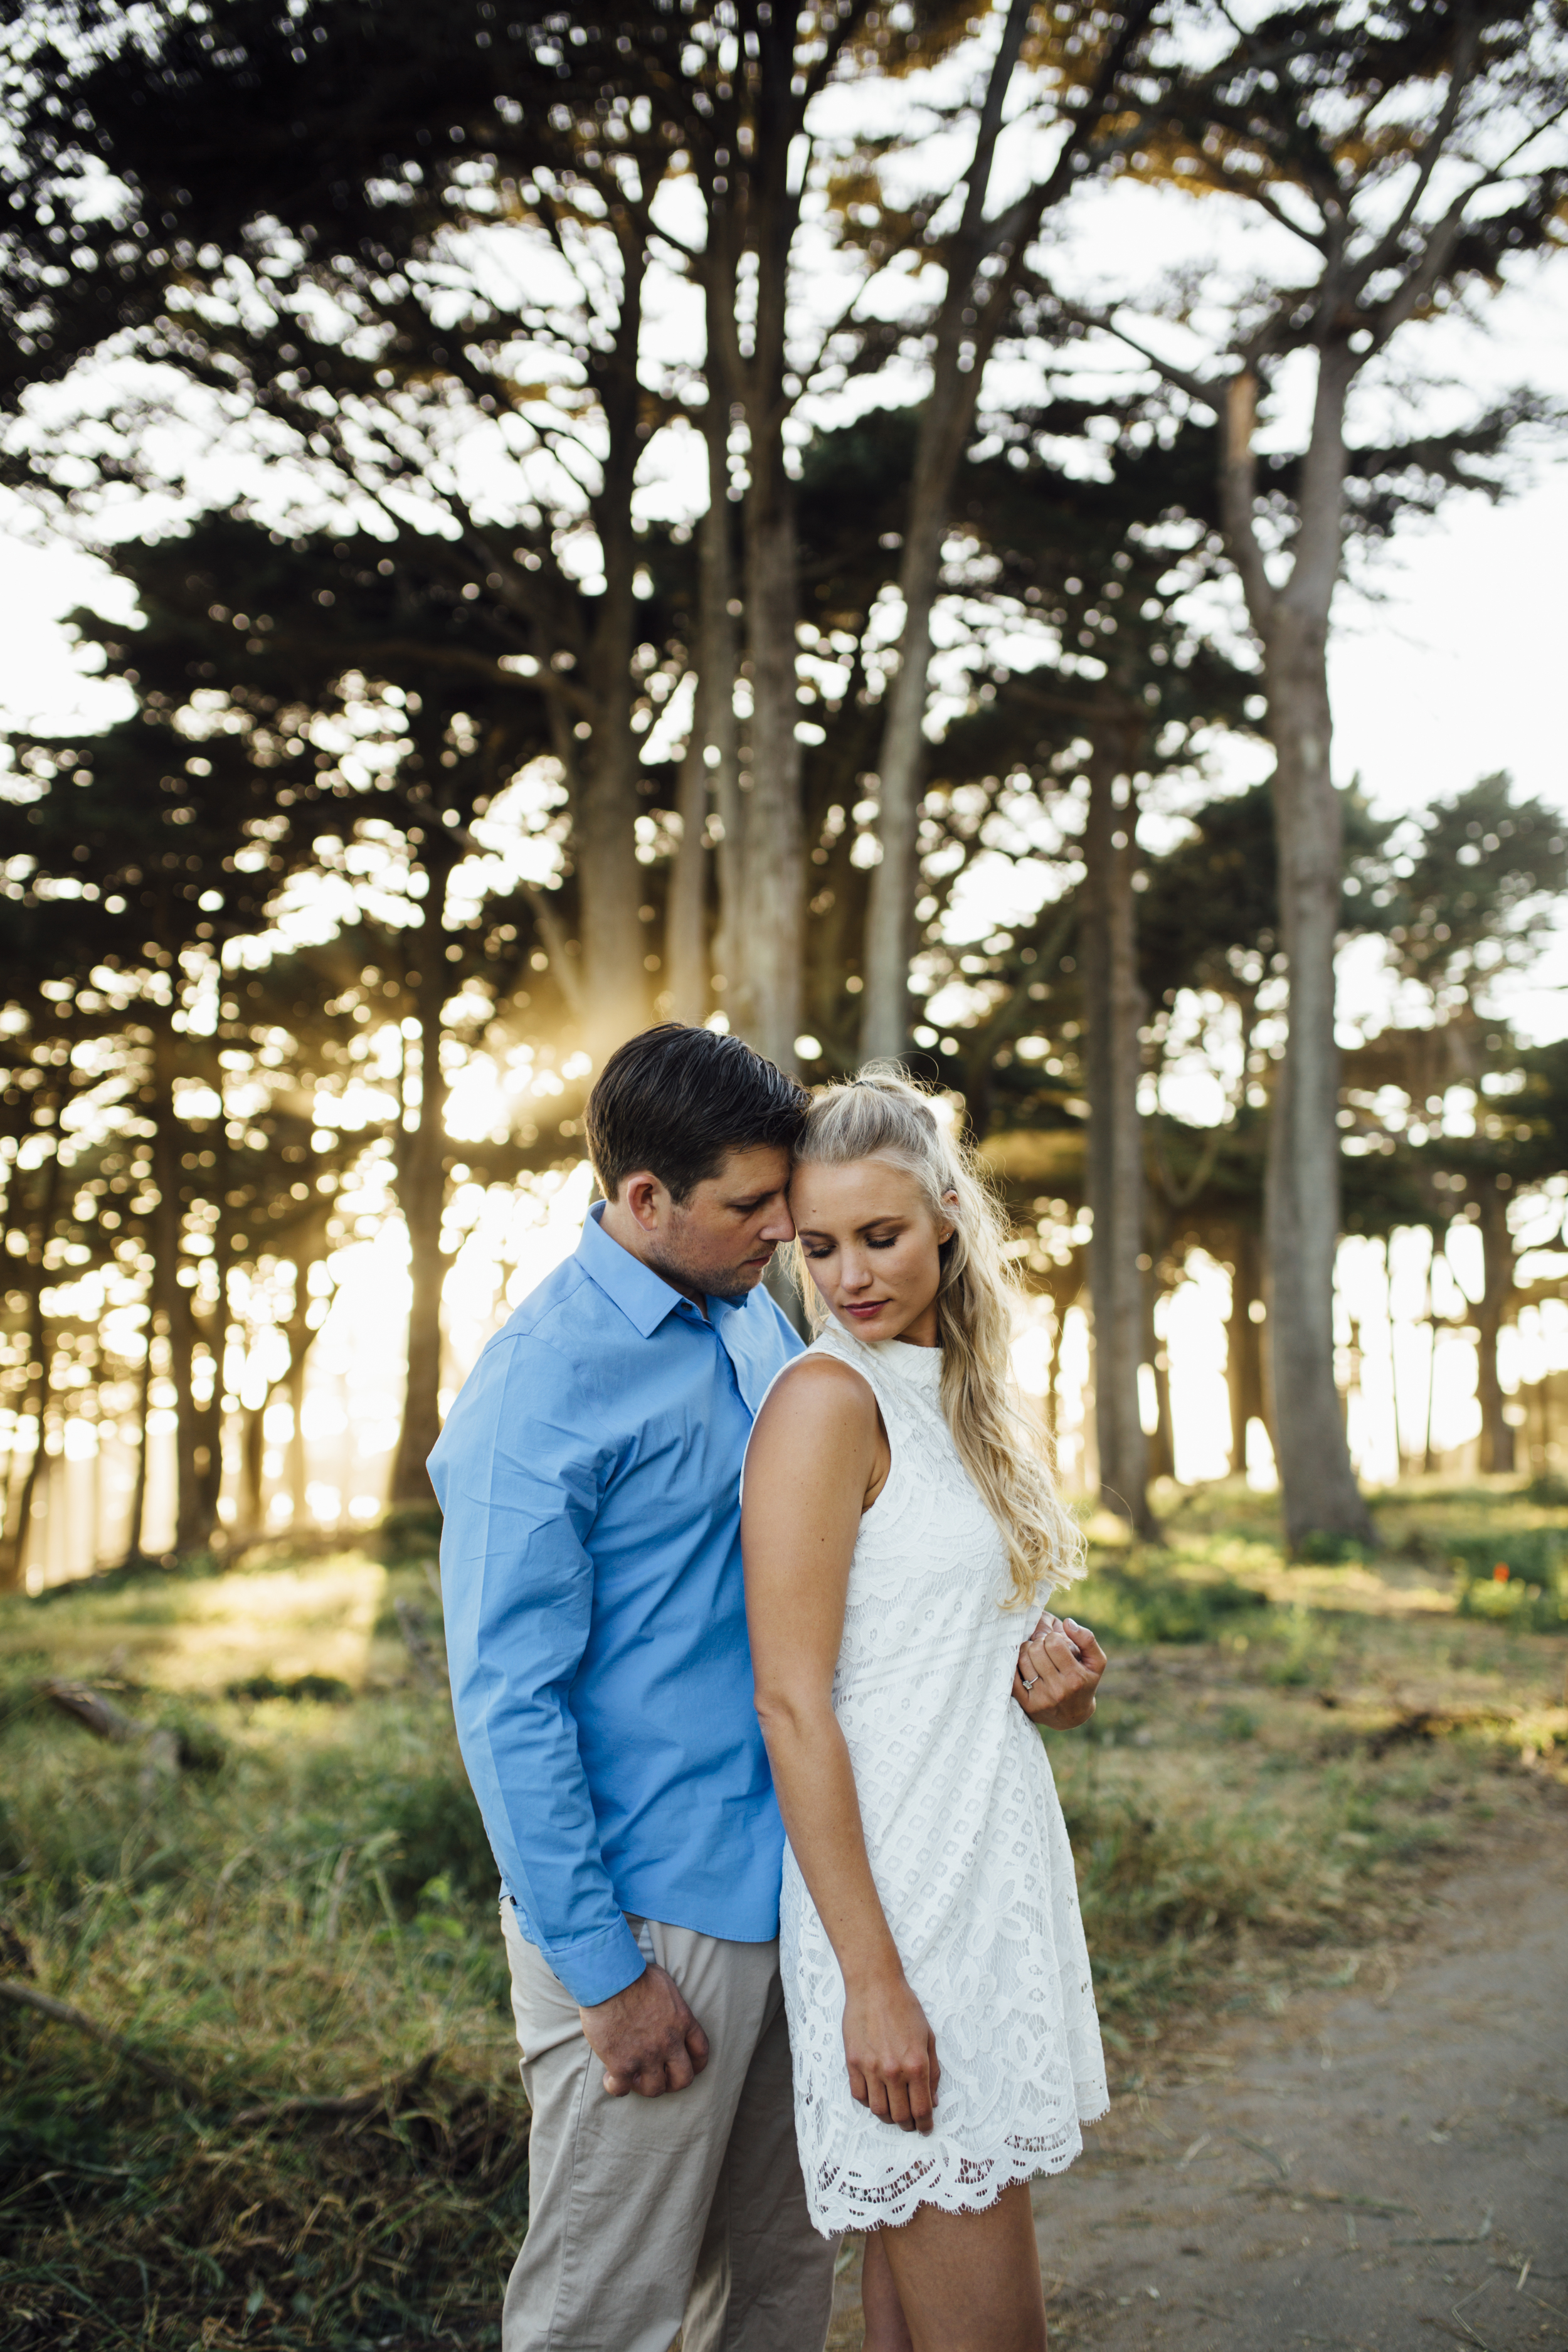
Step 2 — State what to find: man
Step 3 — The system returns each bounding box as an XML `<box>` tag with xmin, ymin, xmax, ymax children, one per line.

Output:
<box><xmin>430</xmin><ymin>1024</ymin><xmax>837</xmax><ymax>2352</ymax></box>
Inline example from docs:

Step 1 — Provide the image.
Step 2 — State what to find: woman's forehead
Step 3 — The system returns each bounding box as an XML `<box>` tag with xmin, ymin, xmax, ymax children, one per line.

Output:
<box><xmin>789</xmin><ymin>1155</ymin><xmax>924</xmax><ymax>1212</ymax></box>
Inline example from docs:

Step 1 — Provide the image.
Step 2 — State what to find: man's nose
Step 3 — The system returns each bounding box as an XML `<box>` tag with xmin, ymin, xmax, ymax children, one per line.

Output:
<box><xmin>757</xmin><ymin>1195</ymin><xmax>795</xmax><ymax>1242</ymax></box>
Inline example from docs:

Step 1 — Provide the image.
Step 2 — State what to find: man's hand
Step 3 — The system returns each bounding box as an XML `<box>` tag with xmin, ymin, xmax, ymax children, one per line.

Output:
<box><xmin>581</xmin><ymin>1962</ymin><xmax>711</xmax><ymax>2099</ymax></box>
<box><xmin>1014</xmin><ymin>1614</ymin><xmax>1107</xmax><ymax>1730</ymax></box>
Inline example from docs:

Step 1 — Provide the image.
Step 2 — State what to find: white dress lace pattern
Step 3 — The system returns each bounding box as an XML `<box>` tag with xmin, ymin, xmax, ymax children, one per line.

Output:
<box><xmin>766</xmin><ymin>1322</ymin><xmax>1108</xmax><ymax>2237</ymax></box>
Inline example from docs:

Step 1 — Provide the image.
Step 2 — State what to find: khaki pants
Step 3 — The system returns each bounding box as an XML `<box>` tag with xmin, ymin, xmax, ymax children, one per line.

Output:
<box><xmin>499</xmin><ymin>1904</ymin><xmax>838</xmax><ymax>2352</ymax></box>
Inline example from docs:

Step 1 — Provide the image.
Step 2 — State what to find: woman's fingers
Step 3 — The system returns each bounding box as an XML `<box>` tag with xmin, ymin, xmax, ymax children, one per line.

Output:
<box><xmin>1061</xmin><ymin>1617</ymin><xmax>1106</xmax><ymax>1671</ymax></box>
<box><xmin>847</xmin><ymin>2056</ymin><xmax>938</xmax><ymax>2136</ymax></box>
<box><xmin>881</xmin><ymin>2057</ymin><xmax>936</xmax><ymax>2133</ymax></box>
<box><xmin>843</xmin><ymin>1986</ymin><xmax>938</xmax><ymax>2132</ymax></box>
<box><xmin>908</xmin><ymin>2048</ymin><xmax>936</xmax><ymax>2134</ymax></box>
<box><xmin>1017</xmin><ymin>1616</ymin><xmax>1108</xmax><ymax>1722</ymax></box>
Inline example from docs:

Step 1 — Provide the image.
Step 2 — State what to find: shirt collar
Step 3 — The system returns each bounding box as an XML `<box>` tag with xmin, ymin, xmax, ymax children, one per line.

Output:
<box><xmin>576</xmin><ymin>1200</ymin><xmax>699</xmax><ymax>1339</ymax></box>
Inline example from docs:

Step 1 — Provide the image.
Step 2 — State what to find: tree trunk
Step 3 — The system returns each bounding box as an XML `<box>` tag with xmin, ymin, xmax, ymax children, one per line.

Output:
<box><xmin>288</xmin><ymin>1343</ymin><xmax>310</xmax><ymax>1532</ymax></box>
<box><xmin>0</xmin><ymin>1144</ymin><xmax>60</xmax><ymax>1592</ymax></box>
<box><xmin>1041</xmin><ymin>1255</ymin><xmax>1083</xmax><ymax>1454</ymax></box>
<box><xmin>1146</xmin><ymin>1277</ymin><xmax>1175</xmax><ymax>1484</ymax></box>
<box><xmin>698</xmin><ymin>216</ymin><xmax>745</xmax><ymax>1025</ymax></box>
<box><xmin>123</xmin><ymin>1325</ymin><xmax>154</xmax><ymax>1565</ymax></box>
<box><xmin>667</xmin><ymin>728</ymin><xmax>710</xmax><ymax>1025</ymax></box>
<box><xmin>1422</xmin><ymin>1251</ymin><xmax>1441</xmax><ymax>1476</ymax></box>
<box><xmin>8</xmin><ymin>1316</ymin><xmax>50</xmax><ymax>1593</ymax></box>
<box><xmin>1047</xmin><ymin>1299</ymin><xmax>1066</xmax><ymax>1451</ymax></box>
<box><xmin>1226</xmin><ymin>1226</ymin><xmax>1271</xmax><ymax>1476</ymax></box>
<box><xmin>859</xmin><ymin>496</ymin><xmax>941</xmax><ymax>1064</ymax></box>
<box><xmin>1222</xmin><ymin>349</ymin><xmax>1375</xmax><ymax>1552</ymax></box>
<box><xmin>725</xmin><ymin>29</ymin><xmax>805</xmax><ymax>1076</ymax></box>
<box><xmin>1383</xmin><ymin>1237</ymin><xmax>1407</xmax><ymax>1478</ymax></box>
<box><xmin>734</xmin><ymin>451</ymin><xmax>803</xmax><ymax>1071</ymax></box>
<box><xmin>389</xmin><ymin>980</ymin><xmax>450</xmax><ymax>1505</ymax></box>
<box><xmin>236</xmin><ymin>1391</ymin><xmax>268</xmax><ymax>1545</ymax></box>
<box><xmin>147</xmin><ymin>1010</ymin><xmax>213</xmax><ymax>1554</ymax></box>
<box><xmin>1473</xmin><ymin>1181</ymin><xmax>1516</xmax><ymax>1475</ymax></box>
<box><xmin>1080</xmin><ymin>747</ymin><xmax>1157</xmax><ymax>1538</ymax></box>
<box><xmin>578</xmin><ymin>234</ymin><xmax>652</xmax><ymax>1062</ymax></box>
<box><xmin>1260</xmin><ymin>608</ymin><xmax>1372</xmax><ymax>1544</ymax></box>
<box><xmin>860</xmin><ymin>0</ymin><xmax>1032</xmax><ymax>1062</ymax></box>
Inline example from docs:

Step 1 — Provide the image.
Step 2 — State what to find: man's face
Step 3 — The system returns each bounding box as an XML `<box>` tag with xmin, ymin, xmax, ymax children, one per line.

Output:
<box><xmin>632</xmin><ymin>1144</ymin><xmax>797</xmax><ymax>1302</ymax></box>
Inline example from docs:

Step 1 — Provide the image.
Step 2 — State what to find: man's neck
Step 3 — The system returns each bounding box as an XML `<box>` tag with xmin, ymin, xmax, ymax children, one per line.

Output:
<box><xmin>598</xmin><ymin>1200</ymin><xmax>708</xmax><ymax>1313</ymax></box>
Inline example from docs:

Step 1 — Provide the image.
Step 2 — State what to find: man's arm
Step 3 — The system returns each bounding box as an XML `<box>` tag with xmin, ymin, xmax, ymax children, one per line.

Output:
<box><xmin>432</xmin><ymin>1333</ymin><xmax>707</xmax><ymax>2095</ymax></box>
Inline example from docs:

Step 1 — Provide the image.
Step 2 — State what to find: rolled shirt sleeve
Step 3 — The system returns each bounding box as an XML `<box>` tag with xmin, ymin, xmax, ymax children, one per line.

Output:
<box><xmin>432</xmin><ymin>1332</ymin><xmax>645</xmax><ymax>2008</ymax></box>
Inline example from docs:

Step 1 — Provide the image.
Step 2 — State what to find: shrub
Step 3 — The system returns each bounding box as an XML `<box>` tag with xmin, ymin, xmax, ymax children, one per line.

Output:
<box><xmin>1074</xmin><ymin>1562</ymin><xmax>1269</xmax><ymax>1646</ymax></box>
<box><xmin>1449</xmin><ymin>1529</ymin><xmax>1568</xmax><ymax>1632</ymax></box>
<box><xmin>1296</xmin><ymin>1530</ymin><xmax>1369</xmax><ymax>1565</ymax></box>
<box><xmin>367</xmin><ymin>1769</ymin><xmax>498</xmax><ymax>1914</ymax></box>
<box><xmin>376</xmin><ymin>1502</ymin><xmax>444</xmax><ymax>1569</ymax></box>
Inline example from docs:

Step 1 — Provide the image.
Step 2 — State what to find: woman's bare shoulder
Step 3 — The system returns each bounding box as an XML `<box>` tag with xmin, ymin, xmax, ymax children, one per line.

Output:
<box><xmin>754</xmin><ymin>1348</ymin><xmax>878</xmax><ymax>1436</ymax></box>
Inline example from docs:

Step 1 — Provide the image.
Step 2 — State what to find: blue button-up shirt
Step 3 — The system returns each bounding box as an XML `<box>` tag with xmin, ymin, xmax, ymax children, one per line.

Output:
<box><xmin>429</xmin><ymin>1202</ymin><xmax>802</xmax><ymax>2006</ymax></box>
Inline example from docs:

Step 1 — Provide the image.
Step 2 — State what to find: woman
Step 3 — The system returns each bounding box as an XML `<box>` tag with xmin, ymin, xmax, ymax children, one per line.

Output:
<box><xmin>742</xmin><ymin>1069</ymin><xmax>1108</xmax><ymax>2352</ymax></box>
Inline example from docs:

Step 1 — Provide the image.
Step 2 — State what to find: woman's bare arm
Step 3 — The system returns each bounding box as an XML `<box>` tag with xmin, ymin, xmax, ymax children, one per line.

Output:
<box><xmin>743</xmin><ymin>1358</ymin><xmax>940</xmax><ymax>2135</ymax></box>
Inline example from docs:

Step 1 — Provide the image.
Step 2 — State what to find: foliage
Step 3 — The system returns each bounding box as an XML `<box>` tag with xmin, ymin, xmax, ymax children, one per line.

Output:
<box><xmin>1067</xmin><ymin>1556</ymin><xmax>1270</xmax><ymax>1646</ymax></box>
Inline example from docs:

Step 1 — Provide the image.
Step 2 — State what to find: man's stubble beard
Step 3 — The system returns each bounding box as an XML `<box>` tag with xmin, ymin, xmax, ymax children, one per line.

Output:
<box><xmin>645</xmin><ymin>1227</ymin><xmax>774</xmax><ymax>1305</ymax></box>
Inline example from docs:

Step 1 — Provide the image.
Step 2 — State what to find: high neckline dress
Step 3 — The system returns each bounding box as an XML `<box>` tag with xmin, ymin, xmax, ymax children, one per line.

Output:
<box><xmin>767</xmin><ymin>1320</ymin><xmax>1108</xmax><ymax>2236</ymax></box>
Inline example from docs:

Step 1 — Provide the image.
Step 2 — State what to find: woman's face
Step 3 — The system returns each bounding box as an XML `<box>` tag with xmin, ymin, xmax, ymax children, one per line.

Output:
<box><xmin>790</xmin><ymin>1155</ymin><xmax>955</xmax><ymax>1348</ymax></box>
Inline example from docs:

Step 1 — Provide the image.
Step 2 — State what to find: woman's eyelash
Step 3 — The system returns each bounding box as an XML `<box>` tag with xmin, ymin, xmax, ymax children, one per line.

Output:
<box><xmin>802</xmin><ymin>1234</ymin><xmax>897</xmax><ymax>1258</ymax></box>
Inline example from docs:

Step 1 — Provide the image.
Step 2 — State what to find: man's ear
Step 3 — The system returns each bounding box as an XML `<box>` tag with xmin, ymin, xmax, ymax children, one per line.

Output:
<box><xmin>621</xmin><ymin>1170</ymin><xmax>667</xmax><ymax>1232</ymax></box>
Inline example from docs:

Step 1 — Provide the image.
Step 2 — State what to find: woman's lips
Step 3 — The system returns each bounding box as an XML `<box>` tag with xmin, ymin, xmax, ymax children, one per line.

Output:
<box><xmin>843</xmin><ymin>1301</ymin><xmax>888</xmax><ymax>1318</ymax></box>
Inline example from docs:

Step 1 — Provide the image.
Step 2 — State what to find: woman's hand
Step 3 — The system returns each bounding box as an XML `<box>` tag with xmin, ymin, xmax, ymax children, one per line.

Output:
<box><xmin>1014</xmin><ymin>1613</ymin><xmax>1106</xmax><ymax>1729</ymax></box>
<box><xmin>843</xmin><ymin>1971</ymin><xmax>941</xmax><ymax>2134</ymax></box>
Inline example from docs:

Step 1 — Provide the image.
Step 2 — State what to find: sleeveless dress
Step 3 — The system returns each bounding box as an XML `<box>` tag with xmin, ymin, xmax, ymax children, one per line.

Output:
<box><xmin>763</xmin><ymin>1322</ymin><xmax>1108</xmax><ymax>2237</ymax></box>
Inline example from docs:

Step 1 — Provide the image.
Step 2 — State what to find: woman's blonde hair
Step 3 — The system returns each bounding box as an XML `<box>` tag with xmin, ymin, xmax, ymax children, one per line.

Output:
<box><xmin>792</xmin><ymin>1064</ymin><xmax>1084</xmax><ymax>1608</ymax></box>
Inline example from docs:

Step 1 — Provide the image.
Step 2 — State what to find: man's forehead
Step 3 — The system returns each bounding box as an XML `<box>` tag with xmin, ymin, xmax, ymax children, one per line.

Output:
<box><xmin>705</xmin><ymin>1142</ymin><xmax>792</xmax><ymax>1195</ymax></box>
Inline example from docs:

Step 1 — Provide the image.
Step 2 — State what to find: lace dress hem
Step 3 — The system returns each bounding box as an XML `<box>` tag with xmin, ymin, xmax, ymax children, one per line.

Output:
<box><xmin>803</xmin><ymin>2092</ymin><xmax>1113</xmax><ymax>2236</ymax></box>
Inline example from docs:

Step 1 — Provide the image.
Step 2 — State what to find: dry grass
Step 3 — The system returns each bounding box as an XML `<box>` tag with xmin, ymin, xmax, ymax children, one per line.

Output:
<box><xmin>1</xmin><ymin>1487</ymin><xmax>1565</xmax><ymax>2347</ymax></box>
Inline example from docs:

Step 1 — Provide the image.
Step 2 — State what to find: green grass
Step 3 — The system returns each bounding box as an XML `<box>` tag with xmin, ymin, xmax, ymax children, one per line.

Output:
<box><xmin>0</xmin><ymin>1567</ymin><xmax>524</xmax><ymax>2351</ymax></box>
<box><xmin>1</xmin><ymin>1485</ymin><xmax>1565</xmax><ymax>2344</ymax></box>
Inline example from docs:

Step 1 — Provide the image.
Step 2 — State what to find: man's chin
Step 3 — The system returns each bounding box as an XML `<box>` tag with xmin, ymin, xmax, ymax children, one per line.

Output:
<box><xmin>709</xmin><ymin>1256</ymin><xmax>773</xmax><ymax>1301</ymax></box>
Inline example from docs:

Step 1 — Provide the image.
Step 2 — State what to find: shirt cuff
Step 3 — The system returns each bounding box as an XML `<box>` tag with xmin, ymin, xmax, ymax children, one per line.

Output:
<box><xmin>544</xmin><ymin>1912</ymin><xmax>647</xmax><ymax>2008</ymax></box>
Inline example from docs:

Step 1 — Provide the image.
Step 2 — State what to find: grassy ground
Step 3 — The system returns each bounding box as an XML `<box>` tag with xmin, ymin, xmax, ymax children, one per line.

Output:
<box><xmin>1</xmin><ymin>1481</ymin><xmax>1565</xmax><ymax>2350</ymax></box>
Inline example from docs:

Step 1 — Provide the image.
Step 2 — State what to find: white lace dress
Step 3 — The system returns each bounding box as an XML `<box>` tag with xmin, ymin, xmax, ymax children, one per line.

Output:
<box><xmin>764</xmin><ymin>1322</ymin><xmax>1108</xmax><ymax>2237</ymax></box>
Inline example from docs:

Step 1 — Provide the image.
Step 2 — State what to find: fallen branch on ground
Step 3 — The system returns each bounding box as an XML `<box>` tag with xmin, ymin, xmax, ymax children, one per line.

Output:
<box><xmin>0</xmin><ymin>1974</ymin><xmax>200</xmax><ymax>2095</ymax></box>
<box><xmin>42</xmin><ymin>1678</ymin><xmax>216</xmax><ymax>1790</ymax></box>
<box><xmin>1</xmin><ymin>1973</ymin><xmax>443</xmax><ymax>2126</ymax></box>
<box><xmin>231</xmin><ymin>2050</ymin><xmax>442</xmax><ymax>2129</ymax></box>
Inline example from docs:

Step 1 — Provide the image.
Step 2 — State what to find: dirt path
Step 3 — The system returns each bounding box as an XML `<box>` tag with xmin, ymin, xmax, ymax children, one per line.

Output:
<box><xmin>829</xmin><ymin>1818</ymin><xmax>1568</xmax><ymax>2351</ymax></box>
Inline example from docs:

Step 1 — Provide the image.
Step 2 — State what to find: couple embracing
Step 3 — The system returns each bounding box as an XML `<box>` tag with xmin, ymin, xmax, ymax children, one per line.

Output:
<box><xmin>431</xmin><ymin>1024</ymin><xmax>1108</xmax><ymax>2352</ymax></box>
